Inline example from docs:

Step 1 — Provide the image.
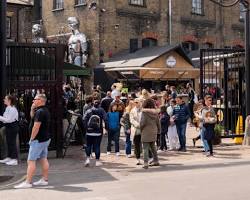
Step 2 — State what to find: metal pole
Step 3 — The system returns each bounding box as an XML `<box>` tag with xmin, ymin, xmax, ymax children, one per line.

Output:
<box><xmin>0</xmin><ymin>0</ymin><xmax>7</xmax><ymax>113</ymax></box>
<box><xmin>169</xmin><ymin>0</ymin><xmax>172</xmax><ymax>45</ymax></box>
<box><xmin>245</xmin><ymin>7</ymin><xmax>250</xmax><ymax>115</ymax></box>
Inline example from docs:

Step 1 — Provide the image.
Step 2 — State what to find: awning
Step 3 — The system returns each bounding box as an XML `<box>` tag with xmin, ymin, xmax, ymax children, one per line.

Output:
<box><xmin>63</xmin><ymin>62</ymin><xmax>91</xmax><ymax>76</ymax></box>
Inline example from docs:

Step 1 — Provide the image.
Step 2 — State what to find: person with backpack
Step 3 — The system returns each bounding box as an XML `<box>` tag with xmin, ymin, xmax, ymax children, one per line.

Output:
<box><xmin>107</xmin><ymin>104</ymin><xmax>121</xmax><ymax>156</ymax></box>
<box><xmin>83</xmin><ymin>100</ymin><xmax>107</xmax><ymax>167</ymax></box>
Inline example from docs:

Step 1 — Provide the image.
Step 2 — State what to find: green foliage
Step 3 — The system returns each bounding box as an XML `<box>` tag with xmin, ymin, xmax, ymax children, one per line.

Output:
<box><xmin>214</xmin><ymin>124</ymin><xmax>224</xmax><ymax>136</ymax></box>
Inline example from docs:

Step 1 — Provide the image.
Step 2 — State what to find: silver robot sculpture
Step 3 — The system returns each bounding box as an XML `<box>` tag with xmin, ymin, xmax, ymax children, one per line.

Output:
<box><xmin>68</xmin><ymin>17</ymin><xmax>88</xmax><ymax>67</ymax></box>
<box><xmin>32</xmin><ymin>24</ymin><xmax>45</xmax><ymax>43</ymax></box>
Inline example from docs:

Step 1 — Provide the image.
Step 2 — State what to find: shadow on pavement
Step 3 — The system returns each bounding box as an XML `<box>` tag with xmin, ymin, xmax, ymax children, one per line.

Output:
<box><xmin>129</xmin><ymin>160</ymin><xmax>250</xmax><ymax>173</ymax></box>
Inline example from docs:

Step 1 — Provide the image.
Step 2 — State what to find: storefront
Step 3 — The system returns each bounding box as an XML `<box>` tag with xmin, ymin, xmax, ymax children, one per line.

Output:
<box><xmin>96</xmin><ymin>45</ymin><xmax>200</xmax><ymax>92</ymax></box>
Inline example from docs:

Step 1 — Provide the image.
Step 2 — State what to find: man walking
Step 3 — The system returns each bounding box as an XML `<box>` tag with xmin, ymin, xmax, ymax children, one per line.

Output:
<box><xmin>173</xmin><ymin>95</ymin><xmax>190</xmax><ymax>152</ymax></box>
<box><xmin>15</xmin><ymin>94</ymin><xmax>51</xmax><ymax>189</ymax></box>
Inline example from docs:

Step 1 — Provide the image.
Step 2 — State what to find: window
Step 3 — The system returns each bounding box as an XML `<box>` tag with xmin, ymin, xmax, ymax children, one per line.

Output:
<box><xmin>192</xmin><ymin>0</ymin><xmax>204</xmax><ymax>15</ymax></box>
<box><xmin>129</xmin><ymin>0</ymin><xmax>145</xmax><ymax>6</ymax></box>
<box><xmin>202</xmin><ymin>42</ymin><xmax>214</xmax><ymax>49</ymax></box>
<box><xmin>182</xmin><ymin>41</ymin><xmax>199</xmax><ymax>53</ymax></box>
<box><xmin>142</xmin><ymin>38</ymin><xmax>157</xmax><ymax>48</ymax></box>
<box><xmin>75</xmin><ymin>0</ymin><xmax>86</xmax><ymax>6</ymax></box>
<box><xmin>53</xmin><ymin>0</ymin><xmax>64</xmax><ymax>10</ymax></box>
<box><xmin>6</xmin><ymin>17</ymin><xmax>11</xmax><ymax>39</ymax></box>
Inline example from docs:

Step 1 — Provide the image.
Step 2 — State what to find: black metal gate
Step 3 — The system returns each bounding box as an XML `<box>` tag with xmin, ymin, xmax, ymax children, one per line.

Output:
<box><xmin>6</xmin><ymin>43</ymin><xmax>66</xmax><ymax>157</ymax></box>
<box><xmin>200</xmin><ymin>48</ymin><xmax>245</xmax><ymax>135</ymax></box>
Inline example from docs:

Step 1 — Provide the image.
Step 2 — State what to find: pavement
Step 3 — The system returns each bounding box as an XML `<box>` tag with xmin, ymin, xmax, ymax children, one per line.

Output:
<box><xmin>1</xmin><ymin>125</ymin><xmax>250</xmax><ymax>200</ymax></box>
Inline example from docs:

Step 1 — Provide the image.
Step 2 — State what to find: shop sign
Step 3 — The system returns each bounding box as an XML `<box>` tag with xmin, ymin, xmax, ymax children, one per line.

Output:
<box><xmin>149</xmin><ymin>71</ymin><xmax>164</xmax><ymax>75</ymax></box>
<box><xmin>120</xmin><ymin>71</ymin><xmax>134</xmax><ymax>75</ymax></box>
<box><xmin>166</xmin><ymin>56</ymin><xmax>176</xmax><ymax>68</ymax></box>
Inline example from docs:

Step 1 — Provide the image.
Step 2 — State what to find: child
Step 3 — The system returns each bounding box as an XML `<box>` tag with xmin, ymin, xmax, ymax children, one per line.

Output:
<box><xmin>107</xmin><ymin>104</ymin><xmax>121</xmax><ymax>156</ymax></box>
<box><xmin>158</xmin><ymin>105</ymin><xmax>170</xmax><ymax>151</ymax></box>
<box><xmin>167</xmin><ymin>99</ymin><xmax>180</xmax><ymax>150</ymax></box>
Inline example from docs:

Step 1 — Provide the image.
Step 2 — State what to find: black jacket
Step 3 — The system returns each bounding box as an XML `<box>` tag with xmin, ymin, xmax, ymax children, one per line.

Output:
<box><xmin>160</xmin><ymin>112</ymin><xmax>170</xmax><ymax>133</ymax></box>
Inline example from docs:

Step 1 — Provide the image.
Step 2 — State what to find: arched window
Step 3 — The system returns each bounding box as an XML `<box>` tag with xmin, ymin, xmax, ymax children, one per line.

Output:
<box><xmin>142</xmin><ymin>38</ymin><xmax>158</xmax><ymax>48</ymax></box>
<box><xmin>202</xmin><ymin>42</ymin><xmax>214</xmax><ymax>49</ymax></box>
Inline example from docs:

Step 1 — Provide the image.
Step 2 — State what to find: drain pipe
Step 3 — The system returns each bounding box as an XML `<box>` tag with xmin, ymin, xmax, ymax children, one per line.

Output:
<box><xmin>169</xmin><ymin>0</ymin><xmax>172</xmax><ymax>45</ymax></box>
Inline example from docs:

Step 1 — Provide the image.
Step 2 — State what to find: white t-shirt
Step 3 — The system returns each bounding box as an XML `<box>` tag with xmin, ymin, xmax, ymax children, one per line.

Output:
<box><xmin>0</xmin><ymin>106</ymin><xmax>19</xmax><ymax>123</ymax></box>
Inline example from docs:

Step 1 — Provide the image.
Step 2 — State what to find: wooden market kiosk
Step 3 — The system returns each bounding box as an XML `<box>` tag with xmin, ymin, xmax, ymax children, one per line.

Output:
<box><xmin>97</xmin><ymin>45</ymin><xmax>200</xmax><ymax>92</ymax></box>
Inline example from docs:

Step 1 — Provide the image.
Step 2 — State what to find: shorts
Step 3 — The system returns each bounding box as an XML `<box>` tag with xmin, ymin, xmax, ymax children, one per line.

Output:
<box><xmin>28</xmin><ymin>139</ymin><xmax>51</xmax><ymax>161</ymax></box>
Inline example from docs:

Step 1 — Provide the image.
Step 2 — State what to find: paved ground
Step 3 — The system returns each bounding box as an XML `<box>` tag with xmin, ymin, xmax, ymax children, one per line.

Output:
<box><xmin>1</xmin><ymin>126</ymin><xmax>250</xmax><ymax>200</ymax></box>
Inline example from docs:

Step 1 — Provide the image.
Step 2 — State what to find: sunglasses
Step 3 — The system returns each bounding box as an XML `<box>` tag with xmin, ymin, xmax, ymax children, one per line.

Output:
<box><xmin>33</xmin><ymin>98</ymin><xmax>41</xmax><ymax>101</ymax></box>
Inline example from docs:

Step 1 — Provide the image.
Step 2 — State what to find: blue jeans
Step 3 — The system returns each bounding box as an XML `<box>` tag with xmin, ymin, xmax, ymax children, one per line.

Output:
<box><xmin>107</xmin><ymin>129</ymin><xmax>120</xmax><ymax>153</ymax></box>
<box><xmin>125</xmin><ymin>132</ymin><xmax>132</xmax><ymax>155</ymax></box>
<box><xmin>176</xmin><ymin>123</ymin><xmax>187</xmax><ymax>150</ymax></box>
<box><xmin>201</xmin><ymin>128</ymin><xmax>210</xmax><ymax>152</ymax></box>
<box><xmin>86</xmin><ymin>135</ymin><xmax>102</xmax><ymax>159</ymax></box>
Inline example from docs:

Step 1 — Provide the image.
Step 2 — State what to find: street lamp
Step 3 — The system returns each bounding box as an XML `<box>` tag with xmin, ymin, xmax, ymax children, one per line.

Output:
<box><xmin>0</xmin><ymin>0</ymin><xmax>6</xmax><ymax>113</ymax></box>
<box><xmin>208</xmin><ymin>0</ymin><xmax>250</xmax><ymax>116</ymax></box>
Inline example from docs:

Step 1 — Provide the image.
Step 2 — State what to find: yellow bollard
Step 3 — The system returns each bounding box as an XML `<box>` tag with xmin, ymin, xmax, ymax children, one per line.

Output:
<box><xmin>234</xmin><ymin>115</ymin><xmax>244</xmax><ymax>144</ymax></box>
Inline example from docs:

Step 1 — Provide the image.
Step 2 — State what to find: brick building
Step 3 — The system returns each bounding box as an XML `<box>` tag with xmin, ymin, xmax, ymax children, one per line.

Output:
<box><xmin>6</xmin><ymin>0</ymin><xmax>36</xmax><ymax>42</ymax></box>
<box><xmin>41</xmin><ymin>0</ymin><xmax>245</xmax><ymax>89</ymax></box>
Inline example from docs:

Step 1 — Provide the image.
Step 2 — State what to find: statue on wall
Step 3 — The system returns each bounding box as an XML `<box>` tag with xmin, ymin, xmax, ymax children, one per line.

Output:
<box><xmin>67</xmin><ymin>17</ymin><xmax>88</xmax><ymax>67</ymax></box>
<box><xmin>32</xmin><ymin>24</ymin><xmax>45</xmax><ymax>43</ymax></box>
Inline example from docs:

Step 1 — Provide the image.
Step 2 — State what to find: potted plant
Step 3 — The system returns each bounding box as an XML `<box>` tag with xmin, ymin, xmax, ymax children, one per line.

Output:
<box><xmin>213</xmin><ymin>124</ymin><xmax>223</xmax><ymax>145</ymax></box>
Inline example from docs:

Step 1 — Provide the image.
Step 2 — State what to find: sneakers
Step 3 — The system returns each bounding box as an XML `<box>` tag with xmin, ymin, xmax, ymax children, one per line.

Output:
<box><xmin>142</xmin><ymin>165</ymin><xmax>149</xmax><ymax>169</ymax></box>
<box><xmin>95</xmin><ymin>160</ymin><xmax>103</xmax><ymax>167</ymax></box>
<box><xmin>0</xmin><ymin>157</ymin><xmax>11</xmax><ymax>164</ymax></box>
<box><xmin>6</xmin><ymin>159</ymin><xmax>18</xmax><ymax>166</ymax></box>
<box><xmin>136</xmin><ymin>159</ymin><xmax>142</xmax><ymax>165</ymax></box>
<box><xmin>115</xmin><ymin>152</ymin><xmax>120</xmax><ymax>157</ymax></box>
<box><xmin>157</xmin><ymin>149</ymin><xmax>164</xmax><ymax>153</ymax></box>
<box><xmin>84</xmin><ymin>158</ymin><xmax>90</xmax><ymax>167</ymax></box>
<box><xmin>126</xmin><ymin>154</ymin><xmax>132</xmax><ymax>158</ymax></box>
<box><xmin>33</xmin><ymin>178</ymin><xmax>48</xmax><ymax>186</ymax></box>
<box><xmin>149</xmin><ymin>162</ymin><xmax>160</xmax><ymax>167</ymax></box>
<box><xmin>14</xmin><ymin>181</ymin><xmax>32</xmax><ymax>189</ymax></box>
<box><xmin>107</xmin><ymin>151</ymin><xmax>111</xmax><ymax>155</ymax></box>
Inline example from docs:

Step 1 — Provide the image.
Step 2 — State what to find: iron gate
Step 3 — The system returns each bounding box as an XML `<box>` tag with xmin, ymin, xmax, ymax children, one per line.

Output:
<box><xmin>6</xmin><ymin>43</ymin><xmax>66</xmax><ymax>157</ymax></box>
<box><xmin>200</xmin><ymin>48</ymin><xmax>245</xmax><ymax>135</ymax></box>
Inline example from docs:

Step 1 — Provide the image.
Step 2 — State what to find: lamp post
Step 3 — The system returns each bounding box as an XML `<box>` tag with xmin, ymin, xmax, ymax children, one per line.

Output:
<box><xmin>208</xmin><ymin>0</ymin><xmax>250</xmax><ymax>115</ymax></box>
<box><xmin>0</xmin><ymin>0</ymin><xmax>6</xmax><ymax>113</ymax></box>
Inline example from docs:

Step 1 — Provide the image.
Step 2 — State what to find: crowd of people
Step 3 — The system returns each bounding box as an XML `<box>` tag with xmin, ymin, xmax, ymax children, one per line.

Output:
<box><xmin>78</xmin><ymin>83</ymin><xmax>217</xmax><ymax>168</ymax></box>
<box><xmin>0</xmin><ymin>82</ymin><xmax>217</xmax><ymax>189</ymax></box>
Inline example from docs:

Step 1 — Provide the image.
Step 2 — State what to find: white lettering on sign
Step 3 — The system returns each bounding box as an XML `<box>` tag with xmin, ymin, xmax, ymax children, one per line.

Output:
<box><xmin>121</xmin><ymin>71</ymin><xmax>134</xmax><ymax>75</ymax></box>
<box><xmin>149</xmin><ymin>71</ymin><xmax>164</xmax><ymax>75</ymax></box>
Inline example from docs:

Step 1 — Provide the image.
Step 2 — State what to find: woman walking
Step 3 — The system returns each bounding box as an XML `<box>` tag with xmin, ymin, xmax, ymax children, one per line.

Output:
<box><xmin>0</xmin><ymin>95</ymin><xmax>19</xmax><ymax>166</ymax></box>
<box><xmin>140</xmin><ymin>98</ymin><xmax>160</xmax><ymax>169</ymax></box>
<box><xmin>130</xmin><ymin>98</ymin><xmax>142</xmax><ymax>165</ymax></box>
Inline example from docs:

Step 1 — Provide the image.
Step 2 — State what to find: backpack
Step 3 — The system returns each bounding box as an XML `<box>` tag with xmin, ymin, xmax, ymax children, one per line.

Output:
<box><xmin>87</xmin><ymin>114</ymin><xmax>101</xmax><ymax>133</ymax></box>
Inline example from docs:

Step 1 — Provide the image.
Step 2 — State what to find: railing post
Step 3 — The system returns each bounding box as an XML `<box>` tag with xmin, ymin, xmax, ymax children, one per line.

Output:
<box><xmin>0</xmin><ymin>0</ymin><xmax>7</xmax><ymax>113</ymax></box>
<box><xmin>55</xmin><ymin>44</ymin><xmax>66</xmax><ymax>158</ymax></box>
